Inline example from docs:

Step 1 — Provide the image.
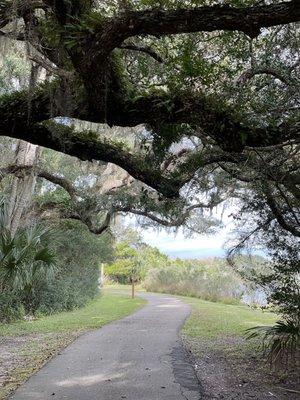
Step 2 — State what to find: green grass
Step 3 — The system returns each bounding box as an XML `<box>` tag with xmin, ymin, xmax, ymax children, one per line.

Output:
<box><xmin>179</xmin><ymin>292</ymin><xmax>300</xmax><ymax>397</ymax></box>
<box><xmin>0</xmin><ymin>288</ymin><xmax>145</xmax><ymax>336</ymax></box>
<box><xmin>0</xmin><ymin>287</ymin><xmax>146</xmax><ymax>399</ymax></box>
<box><xmin>182</xmin><ymin>297</ymin><xmax>277</xmax><ymax>341</ymax></box>
<box><xmin>181</xmin><ymin>296</ymin><xmax>278</xmax><ymax>359</ymax></box>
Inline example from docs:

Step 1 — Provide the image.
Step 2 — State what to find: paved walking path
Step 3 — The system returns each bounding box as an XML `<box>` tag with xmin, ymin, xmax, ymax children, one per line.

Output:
<box><xmin>11</xmin><ymin>293</ymin><xmax>201</xmax><ymax>400</ymax></box>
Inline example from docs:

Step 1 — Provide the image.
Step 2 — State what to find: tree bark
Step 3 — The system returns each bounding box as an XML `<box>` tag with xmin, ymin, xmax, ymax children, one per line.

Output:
<box><xmin>6</xmin><ymin>141</ymin><xmax>41</xmax><ymax>236</ymax></box>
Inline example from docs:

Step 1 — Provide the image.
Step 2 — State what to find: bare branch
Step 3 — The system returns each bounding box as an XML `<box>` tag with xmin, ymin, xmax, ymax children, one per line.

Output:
<box><xmin>0</xmin><ymin>164</ymin><xmax>78</xmax><ymax>200</ymax></box>
<box><xmin>237</xmin><ymin>67</ymin><xmax>294</xmax><ymax>86</ymax></box>
<box><xmin>29</xmin><ymin>56</ymin><xmax>72</xmax><ymax>79</ymax></box>
<box><xmin>116</xmin><ymin>200</ymin><xmax>223</xmax><ymax>228</ymax></box>
<box><xmin>119</xmin><ymin>43</ymin><xmax>163</xmax><ymax>63</ymax></box>
<box><xmin>264</xmin><ymin>186</ymin><xmax>300</xmax><ymax>237</ymax></box>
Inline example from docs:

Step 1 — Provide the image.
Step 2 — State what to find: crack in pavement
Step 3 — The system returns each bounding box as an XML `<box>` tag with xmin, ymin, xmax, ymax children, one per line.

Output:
<box><xmin>171</xmin><ymin>345</ymin><xmax>204</xmax><ymax>400</ymax></box>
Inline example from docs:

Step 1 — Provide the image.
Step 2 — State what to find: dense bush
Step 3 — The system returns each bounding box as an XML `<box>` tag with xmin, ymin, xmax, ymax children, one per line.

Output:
<box><xmin>106</xmin><ymin>243</ymin><xmax>138</xmax><ymax>284</ymax></box>
<box><xmin>0</xmin><ymin>292</ymin><xmax>24</xmax><ymax>323</ymax></box>
<box><xmin>144</xmin><ymin>258</ymin><xmax>244</xmax><ymax>304</ymax></box>
<box><xmin>33</xmin><ymin>220</ymin><xmax>114</xmax><ymax>315</ymax></box>
<box><xmin>0</xmin><ymin>219</ymin><xmax>114</xmax><ymax>322</ymax></box>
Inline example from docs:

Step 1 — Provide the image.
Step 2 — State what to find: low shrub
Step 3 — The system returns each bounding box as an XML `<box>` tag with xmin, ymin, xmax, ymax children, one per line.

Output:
<box><xmin>246</xmin><ymin>317</ymin><xmax>300</xmax><ymax>368</ymax></box>
<box><xmin>0</xmin><ymin>292</ymin><xmax>25</xmax><ymax>323</ymax></box>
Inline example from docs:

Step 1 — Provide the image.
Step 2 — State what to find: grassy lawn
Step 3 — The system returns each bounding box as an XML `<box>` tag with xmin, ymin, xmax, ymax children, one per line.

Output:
<box><xmin>0</xmin><ymin>287</ymin><xmax>146</xmax><ymax>399</ymax></box>
<box><xmin>180</xmin><ymin>296</ymin><xmax>300</xmax><ymax>399</ymax></box>
<box><xmin>182</xmin><ymin>297</ymin><xmax>277</xmax><ymax>342</ymax></box>
<box><xmin>0</xmin><ymin>288</ymin><xmax>145</xmax><ymax>336</ymax></box>
<box><xmin>181</xmin><ymin>296</ymin><xmax>278</xmax><ymax>360</ymax></box>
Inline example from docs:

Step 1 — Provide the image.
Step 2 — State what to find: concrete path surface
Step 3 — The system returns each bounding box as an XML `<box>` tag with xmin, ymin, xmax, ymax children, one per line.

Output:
<box><xmin>10</xmin><ymin>293</ymin><xmax>201</xmax><ymax>400</ymax></box>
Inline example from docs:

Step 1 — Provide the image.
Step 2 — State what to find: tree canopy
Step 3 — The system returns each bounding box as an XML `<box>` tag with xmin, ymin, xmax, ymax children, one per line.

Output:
<box><xmin>0</xmin><ymin>0</ymin><xmax>299</xmax><ymax>237</ymax></box>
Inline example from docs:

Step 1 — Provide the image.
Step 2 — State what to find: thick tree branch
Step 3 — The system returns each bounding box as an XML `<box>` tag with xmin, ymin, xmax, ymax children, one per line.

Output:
<box><xmin>29</xmin><ymin>56</ymin><xmax>72</xmax><ymax>79</ymax></box>
<box><xmin>101</xmin><ymin>1</ymin><xmax>300</xmax><ymax>46</ymax></box>
<box><xmin>76</xmin><ymin>0</ymin><xmax>300</xmax><ymax>78</ymax></box>
<box><xmin>34</xmin><ymin>201</ymin><xmax>112</xmax><ymax>235</ymax></box>
<box><xmin>42</xmin><ymin>0</ymin><xmax>92</xmax><ymax>25</ymax></box>
<box><xmin>77</xmin><ymin>210</ymin><xmax>112</xmax><ymax>235</ymax></box>
<box><xmin>0</xmin><ymin>84</ymin><xmax>298</xmax><ymax>197</ymax></box>
<box><xmin>0</xmin><ymin>87</ymin><xmax>178</xmax><ymax>196</ymax></box>
<box><xmin>113</xmin><ymin>93</ymin><xmax>298</xmax><ymax>150</ymax></box>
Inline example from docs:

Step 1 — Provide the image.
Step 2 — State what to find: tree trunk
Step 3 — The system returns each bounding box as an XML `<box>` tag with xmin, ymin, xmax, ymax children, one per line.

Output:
<box><xmin>7</xmin><ymin>140</ymin><xmax>41</xmax><ymax>236</ymax></box>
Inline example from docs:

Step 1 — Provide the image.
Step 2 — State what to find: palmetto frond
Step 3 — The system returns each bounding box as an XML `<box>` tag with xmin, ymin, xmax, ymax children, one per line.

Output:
<box><xmin>245</xmin><ymin>318</ymin><xmax>300</xmax><ymax>368</ymax></box>
<box><xmin>0</xmin><ymin>198</ymin><xmax>56</xmax><ymax>292</ymax></box>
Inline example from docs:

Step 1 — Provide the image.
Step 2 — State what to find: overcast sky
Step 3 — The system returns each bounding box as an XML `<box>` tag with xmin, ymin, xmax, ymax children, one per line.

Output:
<box><xmin>128</xmin><ymin>205</ymin><xmax>236</xmax><ymax>259</ymax></box>
<box><xmin>141</xmin><ymin>227</ymin><xmax>229</xmax><ymax>258</ymax></box>
<box><xmin>142</xmin><ymin>207</ymin><xmax>238</xmax><ymax>258</ymax></box>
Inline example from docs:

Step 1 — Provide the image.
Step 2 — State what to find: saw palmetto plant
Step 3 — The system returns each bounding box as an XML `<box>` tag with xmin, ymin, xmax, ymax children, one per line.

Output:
<box><xmin>246</xmin><ymin>317</ymin><xmax>300</xmax><ymax>369</ymax></box>
<box><xmin>0</xmin><ymin>198</ymin><xmax>56</xmax><ymax>311</ymax></box>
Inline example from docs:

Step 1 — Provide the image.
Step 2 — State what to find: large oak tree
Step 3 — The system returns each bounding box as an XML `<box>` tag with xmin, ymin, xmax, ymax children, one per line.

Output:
<box><xmin>0</xmin><ymin>0</ymin><xmax>299</xmax><ymax>236</ymax></box>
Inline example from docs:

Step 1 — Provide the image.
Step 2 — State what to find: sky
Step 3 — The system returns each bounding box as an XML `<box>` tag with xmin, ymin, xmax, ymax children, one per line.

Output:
<box><xmin>127</xmin><ymin>204</ymin><xmax>236</xmax><ymax>259</ymax></box>
<box><xmin>141</xmin><ymin>227</ymin><xmax>229</xmax><ymax>258</ymax></box>
<box><xmin>140</xmin><ymin>216</ymin><xmax>236</xmax><ymax>258</ymax></box>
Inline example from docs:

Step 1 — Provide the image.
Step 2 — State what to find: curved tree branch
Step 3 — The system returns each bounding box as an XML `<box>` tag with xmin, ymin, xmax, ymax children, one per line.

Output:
<box><xmin>237</xmin><ymin>67</ymin><xmax>295</xmax><ymax>86</ymax></box>
<box><xmin>264</xmin><ymin>185</ymin><xmax>300</xmax><ymax>237</ymax></box>
<box><xmin>116</xmin><ymin>200</ymin><xmax>221</xmax><ymax>228</ymax></box>
<box><xmin>119</xmin><ymin>43</ymin><xmax>163</xmax><ymax>63</ymax></box>
<box><xmin>0</xmin><ymin>164</ymin><xmax>78</xmax><ymax>200</ymax></box>
<box><xmin>0</xmin><ymin>162</ymin><xmax>224</xmax><ymax>235</ymax></box>
<box><xmin>96</xmin><ymin>1</ymin><xmax>300</xmax><ymax>52</ymax></box>
<box><xmin>34</xmin><ymin>202</ymin><xmax>112</xmax><ymax>236</ymax></box>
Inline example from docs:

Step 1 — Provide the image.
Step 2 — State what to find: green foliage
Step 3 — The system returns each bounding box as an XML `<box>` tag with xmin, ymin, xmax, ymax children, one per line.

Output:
<box><xmin>106</xmin><ymin>242</ymin><xmax>138</xmax><ymax>284</ymax></box>
<box><xmin>106</xmin><ymin>258</ymin><xmax>135</xmax><ymax>284</ymax></box>
<box><xmin>36</xmin><ymin>188</ymin><xmax>71</xmax><ymax>209</ymax></box>
<box><xmin>106</xmin><ymin>229</ymin><xmax>169</xmax><ymax>284</ymax></box>
<box><xmin>241</xmin><ymin>237</ymin><xmax>300</xmax><ymax>369</ymax></box>
<box><xmin>0</xmin><ymin>45</ymin><xmax>30</xmax><ymax>95</ymax></box>
<box><xmin>0</xmin><ymin>199</ymin><xmax>56</xmax><ymax>318</ymax></box>
<box><xmin>229</xmin><ymin>196</ymin><xmax>300</xmax><ymax>369</ymax></box>
<box><xmin>0</xmin><ymin>292</ymin><xmax>24</xmax><ymax>323</ymax></box>
<box><xmin>35</xmin><ymin>219</ymin><xmax>114</xmax><ymax>314</ymax></box>
<box><xmin>266</xmin><ymin>241</ymin><xmax>299</xmax><ymax>318</ymax></box>
<box><xmin>145</xmin><ymin>258</ymin><xmax>244</xmax><ymax>304</ymax></box>
<box><xmin>0</xmin><ymin>224</ymin><xmax>55</xmax><ymax>293</ymax></box>
<box><xmin>38</xmin><ymin>18</ymin><xmax>61</xmax><ymax>48</ymax></box>
<box><xmin>246</xmin><ymin>317</ymin><xmax>300</xmax><ymax>368</ymax></box>
<box><xmin>0</xmin><ymin>195</ymin><xmax>114</xmax><ymax>321</ymax></box>
<box><xmin>109</xmin><ymin>230</ymin><xmax>259</xmax><ymax>306</ymax></box>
